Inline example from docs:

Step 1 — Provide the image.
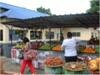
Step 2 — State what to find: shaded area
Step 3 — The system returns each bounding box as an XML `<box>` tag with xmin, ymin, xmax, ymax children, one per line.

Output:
<box><xmin>1</xmin><ymin>13</ymin><xmax>99</xmax><ymax>29</ymax></box>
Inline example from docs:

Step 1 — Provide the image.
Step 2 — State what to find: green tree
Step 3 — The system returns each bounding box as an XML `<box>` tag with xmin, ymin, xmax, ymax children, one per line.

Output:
<box><xmin>37</xmin><ymin>6</ymin><xmax>52</xmax><ymax>15</ymax></box>
<box><xmin>87</xmin><ymin>0</ymin><xmax>99</xmax><ymax>13</ymax></box>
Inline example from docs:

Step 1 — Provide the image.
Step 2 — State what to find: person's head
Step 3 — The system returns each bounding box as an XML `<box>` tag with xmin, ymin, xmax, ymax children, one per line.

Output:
<box><xmin>22</xmin><ymin>37</ymin><xmax>29</xmax><ymax>44</ymax></box>
<box><xmin>67</xmin><ymin>32</ymin><xmax>72</xmax><ymax>38</ymax></box>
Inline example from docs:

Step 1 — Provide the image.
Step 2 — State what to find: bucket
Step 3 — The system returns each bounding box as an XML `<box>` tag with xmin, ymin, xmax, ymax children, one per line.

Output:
<box><xmin>44</xmin><ymin>66</ymin><xmax>63</xmax><ymax>74</ymax></box>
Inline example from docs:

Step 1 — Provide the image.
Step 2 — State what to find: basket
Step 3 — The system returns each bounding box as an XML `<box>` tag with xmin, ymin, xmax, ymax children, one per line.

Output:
<box><xmin>63</xmin><ymin>62</ymin><xmax>88</xmax><ymax>74</ymax></box>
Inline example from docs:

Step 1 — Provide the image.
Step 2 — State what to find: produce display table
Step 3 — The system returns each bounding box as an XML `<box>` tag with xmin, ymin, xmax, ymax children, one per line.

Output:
<box><xmin>10</xmin><ymin>48</ymin><xmax>63</xmax><ymax>69</ymax></box>
<box><xmin>10</xmin><ymin>46</ymin><xmax>99</xmax><ymax>74</ymax></box>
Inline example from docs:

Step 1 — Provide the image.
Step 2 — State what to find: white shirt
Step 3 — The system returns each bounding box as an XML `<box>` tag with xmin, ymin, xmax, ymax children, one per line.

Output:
<box><xmin>61</xmin><ymin>37</ymin><xmax>79</xmax><ymax>57</ymax></box>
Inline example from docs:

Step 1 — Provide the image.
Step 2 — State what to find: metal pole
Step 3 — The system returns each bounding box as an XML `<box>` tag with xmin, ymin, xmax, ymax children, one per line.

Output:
<box><xmin>10</xmin><ymin>26</ymin><xmax>13</xmax><ymax>47</ymax></box>
<box><xmin>49</xmin><ymin>27</ymin><xmax>51</xmax><ymax>50</ymax></box>
<box><xmin>60</xmin><ymin>27</ymin><xmax>63</xmax><ymax>43</ymax></box>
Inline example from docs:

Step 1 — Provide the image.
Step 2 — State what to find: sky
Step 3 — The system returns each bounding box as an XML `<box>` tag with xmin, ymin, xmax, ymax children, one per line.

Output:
<box><xmin>0</xmin><ymin>0</ymin><xmax>91</xmax><ymax>15</ymax></box>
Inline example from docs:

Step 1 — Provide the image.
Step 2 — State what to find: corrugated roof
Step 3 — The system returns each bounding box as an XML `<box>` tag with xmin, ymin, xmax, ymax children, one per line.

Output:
<box><xmin>2</xmin><ymin>13</ymin><xmax>99</xmax><ymax>29</ymax></box>
<box><xmin>0</xmin><ymin>2</ymin><xmax>48</xmax><ymax>19</ymax></box>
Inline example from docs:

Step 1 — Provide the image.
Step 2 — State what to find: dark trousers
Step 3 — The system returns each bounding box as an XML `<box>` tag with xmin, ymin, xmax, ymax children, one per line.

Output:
<box><xmin>65</xmin><ymin>56</ymin><xmax>77</xmax><ymax>62</ymax></box>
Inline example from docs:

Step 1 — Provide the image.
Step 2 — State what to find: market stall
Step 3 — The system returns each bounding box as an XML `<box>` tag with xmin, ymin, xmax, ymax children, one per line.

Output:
<box><xmin>1</xmin><ymin>13</ymin><xmax>99</xmax><ymax>74</ymax></box>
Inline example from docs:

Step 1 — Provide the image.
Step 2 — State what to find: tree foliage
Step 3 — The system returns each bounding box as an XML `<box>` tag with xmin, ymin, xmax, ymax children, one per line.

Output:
<box><xmin>37</xmin><ymin>6</ymin><xmax>52</xmax><ymax>15</ymax></box>
<box><xmin>87</xmin><ymin>0</ymin><xmax>99</xmax><ymax>13</ymax></box>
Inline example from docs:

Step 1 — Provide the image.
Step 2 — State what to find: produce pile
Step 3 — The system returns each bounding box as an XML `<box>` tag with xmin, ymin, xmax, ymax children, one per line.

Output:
<box><xmin>39</xmin><ymin>43</ymin><xmax>55</xmax><ymax>50</ymax></box>
<box><xmin>15</xmin><ymin>42</ymin><xmax>44</xmax><ymax>49</ymax></box>
<box><xmin>44</xmin><ymin>57</ymin><xmax>64</xmax><ymax>67</ymax></box>
<box><xmin>88</xmin><ymin>58</ymin><xmax>100</xmax><ymax>71</ymax></box>
<box><xmin>52</xmin><ymin>44</ymin><xmax>62</xmax><ymax>51</ymax></box>
<box><xmin>64</xmin><ymin>62</ymin><xmax>86</xmax><ymax>71</ymax></box>
<box><xmin>15</xmin><ymin>43</ymin><xmax>24</xmax><ymax>49</ymax></box>
<box><xmin>81</xmin><ymin>47</ymin><xmax>96</xmax><ymax>54</ymax></box>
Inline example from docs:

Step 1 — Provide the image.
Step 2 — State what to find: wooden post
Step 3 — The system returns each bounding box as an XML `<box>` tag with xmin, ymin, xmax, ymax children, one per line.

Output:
<box><xmin>0</xmin><ymin>57</ymin><xmax>6</xmax><ymax>74</ymax></box>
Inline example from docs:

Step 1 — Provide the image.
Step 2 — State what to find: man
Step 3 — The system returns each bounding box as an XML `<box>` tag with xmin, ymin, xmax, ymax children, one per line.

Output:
<box><xmin>61</xmin><ymin>32</ymin><xmax>80</xmax><ymax>62</ymax></box>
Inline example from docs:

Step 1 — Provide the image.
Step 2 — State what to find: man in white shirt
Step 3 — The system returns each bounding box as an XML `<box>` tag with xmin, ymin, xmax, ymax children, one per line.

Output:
<box><xmin>61</xmin><ymin>32</ymin><xmax>79</xmax><ymax>62</ymax></box>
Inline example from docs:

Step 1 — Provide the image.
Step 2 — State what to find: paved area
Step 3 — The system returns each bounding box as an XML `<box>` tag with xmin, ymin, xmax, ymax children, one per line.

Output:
<box><xmin>4</xmin><ymin>59</ymin><xmax>20</xmax><ymax>73</ymax></box>
<box><xmin>0</xmin><ymin>53</ymin><xmax>99</xmax><ymax>74</ymax></box>
<box><xmin>0</xmin><ymin>56</ymin><xmax>44</xmax><ymax>74</ymax></box>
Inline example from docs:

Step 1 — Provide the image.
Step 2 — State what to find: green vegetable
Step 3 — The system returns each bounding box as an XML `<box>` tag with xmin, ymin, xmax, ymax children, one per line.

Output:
<box><xmin>39</xmin><ymin>43</ymin><xmax>55</xmax><ymax>50</ymax></box>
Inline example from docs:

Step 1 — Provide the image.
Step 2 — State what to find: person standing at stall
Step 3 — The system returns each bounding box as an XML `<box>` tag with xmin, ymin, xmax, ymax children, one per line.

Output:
<box><xmin>20</xmin><ymin>37</ymin><xmax>36</xmax><ymax>74</ymax></box>
<box><xmin>61</xmin><ymin>32</ymin><xmax>80</xmax><ymax>62</ymax></box>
